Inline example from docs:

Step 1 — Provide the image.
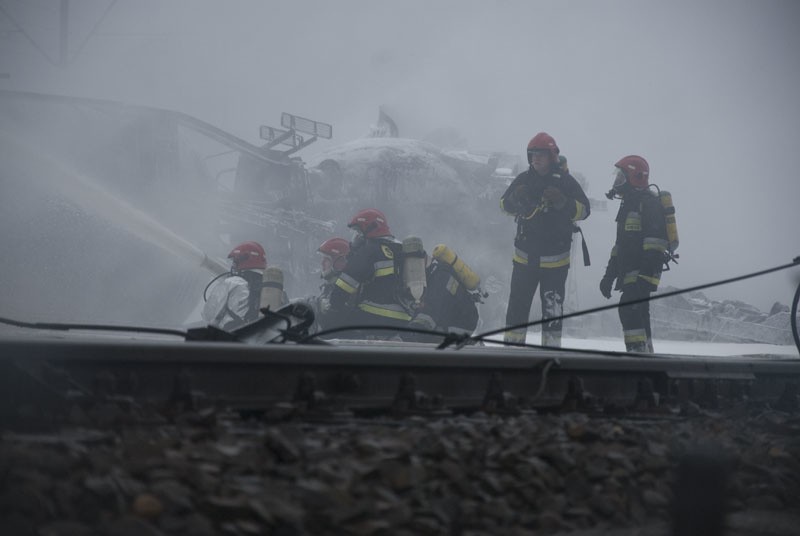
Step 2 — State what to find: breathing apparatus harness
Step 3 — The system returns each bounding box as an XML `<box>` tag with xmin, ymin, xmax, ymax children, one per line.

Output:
<box><xmin>203</xmin><ymin>272</ymin><xmax>230</xmax><ymax>302</ymax></box>
<box><xmin>605</xmin><ymin>182</ymin><xmax>679</xmax><ymax>271</ymax></box>
<box><xmin>203</xmin><ymin>268</ymin><xmax>265</xmax><ymax>328</ymax></box>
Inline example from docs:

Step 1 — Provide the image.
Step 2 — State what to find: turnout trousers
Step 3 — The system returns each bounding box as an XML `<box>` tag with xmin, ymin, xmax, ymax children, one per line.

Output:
<box><xmin>618</xmin><ymin>284</ymin><xmax>654</xmax><ymax>353</ymax></box>
<box><xmin>504</xmin><ymin>260</ymin><xmax>569</xmax><ymax>347</ymax></box>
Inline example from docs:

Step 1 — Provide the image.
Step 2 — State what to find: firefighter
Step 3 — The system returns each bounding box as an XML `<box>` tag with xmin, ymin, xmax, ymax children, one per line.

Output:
<box><xmin>328</xmin><ymin>208</ymin><xmax>412</xmax><ymax>336</ymax></box>
<box><xmin>409</xmin><ymin>252</ymin><xmax>480</xmax><ymax>338</ymax></box>
<box><xmin>500</xmin><ymin>132</ymin><xmax>591</xmax><ymax>347</ymax></box>
<box><xmin>202</xmin><ymin>241</ymin><xmax>268</xmax><ymax>330</ymax></box>
<box><xmin>312</xmin><ymin>237</ymin><xmax>350</xmax><ymax>332</ymax></box>
<box><xmin>599</xmin><ymin>155</ymin><xmax>668</xmax><ymax>353</ymax></box>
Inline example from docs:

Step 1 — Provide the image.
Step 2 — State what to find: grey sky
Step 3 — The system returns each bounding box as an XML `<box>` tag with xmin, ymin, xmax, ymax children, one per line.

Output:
<box><xmin>1</xmin><ymin>0</ymin><xmax>799</xmax><ymax>310</ymax></box>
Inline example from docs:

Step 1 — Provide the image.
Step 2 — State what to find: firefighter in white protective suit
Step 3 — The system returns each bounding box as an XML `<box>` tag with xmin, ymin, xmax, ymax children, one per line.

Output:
<box><xmin>202</xmin><ymin>241</ymin><xmax>283</xmax><ymax>330</ymax></box>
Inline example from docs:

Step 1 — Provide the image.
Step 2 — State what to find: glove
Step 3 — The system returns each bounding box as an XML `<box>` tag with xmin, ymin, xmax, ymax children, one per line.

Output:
<box><xmin>599</xmin><ymin>276</ymin><xmax>614</xmax><ymax>299</ymax></box>
<box><xmin>515</xmin><ymin>184</ymin><xmax>535</xmax><ymax>203</ymax></box>
<box><xmin>542</xmin><ymin>186</ymin><xmax>567</xmax><ymax>209</ymax></box>
<box><xmin>510</xmin><ymin>184</ymin><xmax>537</xmax><ymax>212</ymax></box>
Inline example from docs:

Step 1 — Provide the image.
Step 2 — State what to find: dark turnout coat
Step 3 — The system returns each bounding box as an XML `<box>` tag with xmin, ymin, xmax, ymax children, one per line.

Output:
<box><xmin>500</xmin><ymin>167</ymin><xmax>590</xmax><ymax>268</ymax></box>
<box><xmin>604</xmin><ymin>188</ymin><xmax>669</xmax><ymax>290</ymax></box>
<box><xmin>329</xmin><ymin>236</ymin><xmax>412</xmax><ymax>323</ymax></box>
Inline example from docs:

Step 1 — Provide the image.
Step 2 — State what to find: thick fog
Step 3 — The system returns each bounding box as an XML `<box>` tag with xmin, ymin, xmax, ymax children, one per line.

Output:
<box><xmin>1</xmin><ymin>0</ymin><xmax>799</xmax><ymax>327</ymax></box>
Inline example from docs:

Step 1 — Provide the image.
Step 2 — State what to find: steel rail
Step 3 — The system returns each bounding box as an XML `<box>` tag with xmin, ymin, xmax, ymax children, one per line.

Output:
<box><xmin>2</xmin><ymin>334</ymin><xmax>798</xmax><ymax>428</ymax></box>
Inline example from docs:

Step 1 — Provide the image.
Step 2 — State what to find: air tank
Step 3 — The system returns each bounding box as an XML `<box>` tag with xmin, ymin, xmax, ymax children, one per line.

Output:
<box><xmin>431</xmin><ymin>244</ymin><xmax>480</xmax><ymax>291</ymax></box>
<box><xmin>261</xmin><ymin>267</ymin><xmax>285</xmax><ymax>311</ymax></box>
<box><xmin>402</xmin><ymin>236</ymin><xmax>427</xmax><ymax>305</ymax></box>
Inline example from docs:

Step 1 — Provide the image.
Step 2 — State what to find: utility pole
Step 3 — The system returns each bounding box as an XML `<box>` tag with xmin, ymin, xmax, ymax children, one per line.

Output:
<box><xmin>0</xmin><ymin>0</ymin><xmax>118</xmax><ymax>67</ymax></box>
<box><xmin>59</xmin><ymin>0</ymin><xmax>69</xmax><ymax>66</ymax></box>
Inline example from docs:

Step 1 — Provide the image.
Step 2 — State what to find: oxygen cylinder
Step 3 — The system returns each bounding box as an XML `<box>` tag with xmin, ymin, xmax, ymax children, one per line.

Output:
<box><xmin>659</xmin><ymin>191</ymin><xmax>679</xmax><ymax>254</ymax></box>
<box><xmin>431</xmin><ymin>244</ymin><xmax>480</xmax><ymax>291</ymax></box>
<box><xmin>558</xmin><ymin>154</ymin><xmax>569</xmax><ymax>173</ymax></box>
<box><xmin>260</xmin><ymin>267</ymin><xmax>284</xmax><ymax>311</ymax></box>
<box><xmin>402</xmin><ymin>236</ymin><xmax>427</xmax><ymax>304</ymax></box>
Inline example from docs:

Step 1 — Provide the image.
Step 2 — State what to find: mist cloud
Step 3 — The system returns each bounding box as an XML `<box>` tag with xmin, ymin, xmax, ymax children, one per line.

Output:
<box><xmin>1</xmin><ymin>0</ymin><xmax>798</xmax><ymax>313</ymax></box>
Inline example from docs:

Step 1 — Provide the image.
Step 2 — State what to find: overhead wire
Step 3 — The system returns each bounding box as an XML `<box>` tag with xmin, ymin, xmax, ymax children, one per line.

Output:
<box><xmin>302</xmin><ymin>257</ymin><xmax>800</xmax><ymax>355</ymax></box>
<box><xmin>1</xmin><ymin>257</ymin><xmax>797</xmax><ymax>354</ymax></box>
<box><xmin>0</xmin><ymin>315</ymin><xmax>188</xmax><ymax>338</ymax></box>
<box><xmin>466</xmin><ymin>257</ymin><xmax>800</xmax><ymax>351</ymax></box>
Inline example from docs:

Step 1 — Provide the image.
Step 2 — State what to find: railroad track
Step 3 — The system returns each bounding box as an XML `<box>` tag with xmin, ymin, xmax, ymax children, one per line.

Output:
<box><xmin>2</xmin><ymin>332</ymin><xmax>798</xmax><ymax>430</ymax></box>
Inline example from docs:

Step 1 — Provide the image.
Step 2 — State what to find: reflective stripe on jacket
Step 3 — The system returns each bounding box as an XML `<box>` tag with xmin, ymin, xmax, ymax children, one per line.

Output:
<box><xmin>605</xmin><ymin>189</ymin><xmax>668</xmax><ymax>290</ymax></box>
<box><xmin>330</xmin><ymin>237</ymin><xmax>407</xmax><ymax>319</ymax></box>
<box><xmin>501</xmin><ymin>167</ymin><xmax>591</xmax><ymax>265</ymax></box>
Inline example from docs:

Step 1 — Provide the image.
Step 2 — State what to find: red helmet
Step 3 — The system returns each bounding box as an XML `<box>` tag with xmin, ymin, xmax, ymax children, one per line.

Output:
<box><xmin>228</xmin><ymin>241</ymin><xmax>267</xmax><ymax>270</ymax></box>
<box><xmin>318</xmin><ymin>237</ymin><xmax>350</xmax><ymax>276</ymax></box>
<box><xmin>614</xmin><ymin>155</ymin><xmax>650</xmax><ymax>189</ymax></box>
<box><xmin>527</xmin><ymin>132</ymin><xmax>559</xmax><ymax>164</ymax></box>
<box><xmin>348</xmin><ymin>208</ymin><xmax>392</xmax><ymax>238</ymax></box>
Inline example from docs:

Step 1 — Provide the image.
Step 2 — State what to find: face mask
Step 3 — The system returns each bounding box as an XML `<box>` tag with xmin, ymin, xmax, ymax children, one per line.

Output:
<box><xmin>613</xmin><ymin>169</ymin><xmax>627</xmax><ymax>191</ymax></box>
<box><xmin>350</xmin><ymin>229</ymin><xmax>365</xmax><ymax>249</ymax></box>
<box><xmin>320</xmin><ymin>255</ymin><xmax>333</xmax><ymax>277</ymax></box>
<box><xmin>605</xmin><ymin>169</ymin><xmax>628</xmax><ymax>200</ymax></box>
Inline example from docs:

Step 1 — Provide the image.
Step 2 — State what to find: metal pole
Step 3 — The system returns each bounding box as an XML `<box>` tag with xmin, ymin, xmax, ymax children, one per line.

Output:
<box><xmin>59</xmin><ymin>0</ymin><xmax>69</xmax><ymax>66</ymax></box>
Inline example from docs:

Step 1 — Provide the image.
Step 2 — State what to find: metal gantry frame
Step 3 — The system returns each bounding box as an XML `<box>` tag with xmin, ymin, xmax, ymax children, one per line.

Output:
<box><xmin>258</xmin><ymin>112</ymin><xmax>333</xmax><ymax>156</ymax></box>
<box><xmin>0</xmin><ymin>0</ymin><xmax>119</xmax><ymax>67</ymax></box>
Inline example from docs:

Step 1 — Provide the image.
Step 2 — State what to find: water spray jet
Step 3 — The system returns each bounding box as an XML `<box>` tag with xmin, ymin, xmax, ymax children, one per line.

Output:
<box><xmin>0</xmin><ymin>130</ymin><xmax>228</xmax><ymax>276</ymax></box>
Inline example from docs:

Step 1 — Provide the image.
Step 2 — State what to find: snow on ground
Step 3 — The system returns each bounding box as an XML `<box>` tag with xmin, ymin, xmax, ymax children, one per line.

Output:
<box><xmin>563</xmin><ymin>336</ymin><xmax>798</xmax><ymax>357</ymax></box>
<box><xmin>485</xmin><ymin>334</ymin><xmax>798</xmax><ymax>358</ymax></box>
